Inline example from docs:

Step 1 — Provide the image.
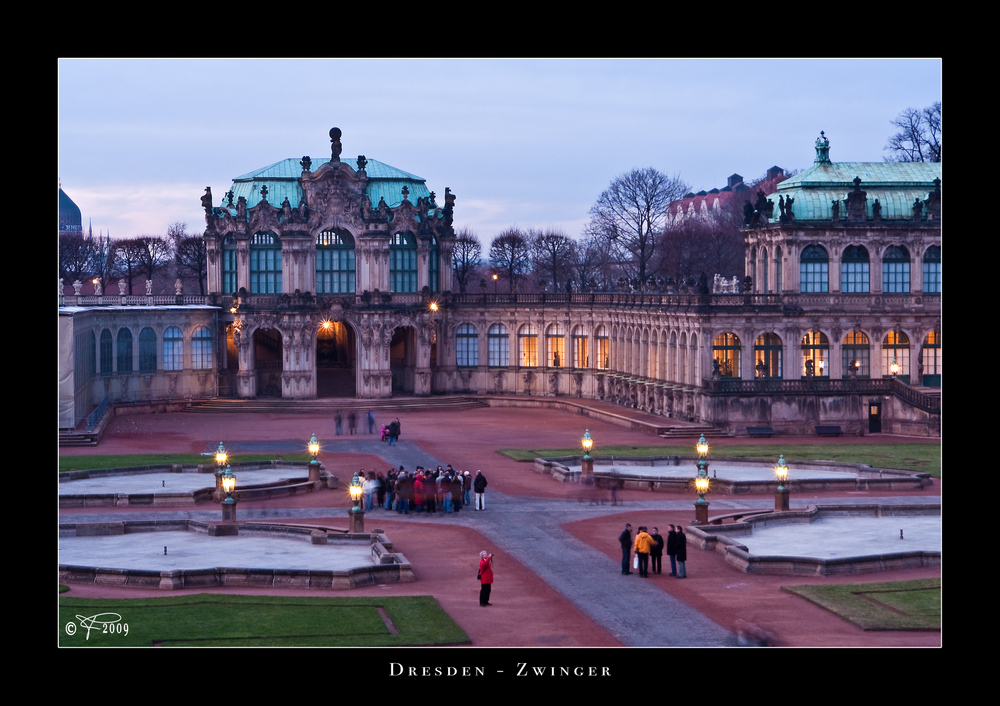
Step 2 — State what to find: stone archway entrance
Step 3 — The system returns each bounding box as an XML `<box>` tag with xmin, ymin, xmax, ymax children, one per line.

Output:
<box><xmin>253</xmin><ymin>327</ymin><xmax>283</xmax><ymax>397</ymax></box>
<box><xmin>317</xmin><ymin>321</ymin><xmax>356</xmax><ymax>397</ymax></box>
<box><xmin>390</xmin><ymin>326</ymin><xmax>416</xmax><ymax>394</ymax></box>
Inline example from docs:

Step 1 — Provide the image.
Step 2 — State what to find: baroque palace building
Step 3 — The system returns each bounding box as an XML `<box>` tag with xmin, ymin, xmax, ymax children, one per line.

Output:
<box><xmin>59</xmin><ymin>128</ymin><xmax>940</xmax><ymax>436</ymax></box>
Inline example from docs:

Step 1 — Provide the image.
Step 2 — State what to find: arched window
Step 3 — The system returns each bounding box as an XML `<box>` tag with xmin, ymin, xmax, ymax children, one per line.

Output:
<box><xmin>192</xmin><ymin>326</ymin><xmax>213</xmax><ymax>370</ymax></box>
<box><xmin>595</xmin><ymin>325</ymin><xmax>610</xmax><ymax>370</ymax></box>
<box><xmin>100</xmin><ymin>329</ymin><xmax>113</xmax><ymax>375</ymax></box>
<box><xmin>139</xmin><ymin>327</ymin><xmax>157</xmax><ymax>373</ymax></box>
<box><xmin>221</xmin><ymin>234</ymin><xmax>237</xmax><ymax>295</ymax></box>
<box><xmin>754</xmin><ymin>332</ymin><xmax>782</xmax><ymax>379</ymax></box>
<box><xmin>882</xmin><ymin>245</ymin><xmax>911</xmax><ymax>293</ymax></box>
<box><xmin>922</xmin><ymin>246</ymin><xmax>941</xmax><ymax>293</ymax></box>
<box><xmin>761</xmin><ymin>247</ymin><xmax>769</xmax><ymax>293</ymax></box>
<box><xmin>921</xmin><ymin>331</ymin><xmax>940</xmax><ymax>387</ymax></box>
<box><xmin>390</xmin><ymin>232</ymin><xmax>417</xmax><ymax>293</ymax></box>
<box><xmin>117</xmin><ymin>329</ymin><xmax>133</xmax><ymax>374</ymax></box>
<box><xmin>842</xmin><ymin>331</ymin><xmax>870</xmax><ymax>378</ymax></box>
<box><xmin>488</xmin><ymin>324</ymin><xmax>509</xmax><ymax>367</ymax></box>
<box><xmin>456</xmin><ymin>323</ymin><xmax>478</xmax><ymax>367</ymax></box>
<box><xmin>316</xmin><ymin>230</ymin><xmax>356</xmax><ymax>294</ymax></box>
<box><xmin>163</xmin><ymin>326</ymin><xmax>183</xmax><ymax>371</ymax></box>
<box><xmin>774</xmin><ymin>247</ymin><xmax>783</xmax><ymax>292</ymax></box>
<box><xmin>428</xmin><ymin>235</ymin><xmax>440</xmax><ymax>293</ymax></box>
<box><xmin>572</xmin><ymin>325</ymin><xmax>589</xmax><ymax>368</ymax></box>
<box><xmin>518</xmin><ymin>324</ymin><xmax>538</xmax><ymax>367</ymax></box>
<box><xmin>801</xmin><ymin>331</ymin><xmax>829</xmax><ymax>378</ymax></box>
<box><xmin>800</xmin><ymin>245</ymin><xmax>829</xmax><ymax>293</ymax></box>
<box><xmin>250</xmin><ymin>232</ymin><xmax>282</xmax><ymax>294</ymax></box>
<box><xmin>712</xmin><ymin>332</ymin><xmax>741</xmax><ymax>379</ymax></box>
<box><xmin>841</xmin><ymin>245</ymin><xmax>870</xmax><ymax>293</ymax></box>
<box><xmin>882</xmin><ymin>330</ymin><xmax>910</xmax><ymax>381</ymax></box>
<box><xmin>546</xmin><ymin>323</ymin><xmax>565</xmax><ymax>367</ymax></box>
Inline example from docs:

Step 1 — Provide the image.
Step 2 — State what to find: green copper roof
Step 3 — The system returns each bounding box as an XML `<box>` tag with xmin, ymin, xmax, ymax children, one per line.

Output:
<box><xmin>227</xmin><ymin>157</ymin><xmax>434</xmax><ymax>212</ymax></box>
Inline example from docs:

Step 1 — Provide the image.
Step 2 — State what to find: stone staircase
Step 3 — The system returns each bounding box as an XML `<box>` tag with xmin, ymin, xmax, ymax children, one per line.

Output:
<box><xmin>657</xmin><ymin>423</ymin><xmax>717</xmax><ymax>440</ymax></box>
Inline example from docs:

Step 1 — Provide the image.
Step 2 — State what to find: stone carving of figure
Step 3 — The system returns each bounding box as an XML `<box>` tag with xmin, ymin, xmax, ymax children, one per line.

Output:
<box><xmin>146</xmin><ymin>280</ymin><xmax>153</xmax><ymax>296</ymax></box>
<box><xmin>330</xmin><ymin>127</ymin><xmax>343</xmax><ymax>162</ymax></box>
<box><xmin>872</xmin><ymin>198</ymin><xmax>881</xmax><ymax>221</ymax></box>
<box><xmin>831</xmin><ymin>199</ymin><xmax>840</xmax><ymax>220</ymax></box>
<box><xmin>201</xmin><ymin>187</ymin><xmax>213</xmax><ymax>214</ymax></box>
<box><xmin>175</xmin><ymin>278</ymin><xmax>183</xmax><ymax>295</ymax></box>
<box><xmin>93</xmin><ymin>279</ymin><xmax>102</xmax><ymax>296</ymax></box>
<box><xmin>913</xmin><ymin>198</ymin><xmax>924</xmax><ymax>220</ymax></box>
<box><xmin>119</xmin><ymin>279</ymin><xmax>127</xmax><ymax>295</ymax></box>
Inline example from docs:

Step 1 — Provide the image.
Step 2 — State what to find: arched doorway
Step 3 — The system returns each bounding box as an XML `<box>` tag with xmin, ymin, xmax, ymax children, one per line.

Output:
<box><xmin>253</xmin><ymin>328</ymin><xmax>283</xmax><ymax>397</ymax></box>
<box><xmin>316</xmin><ymin>321</ymin><xmax>356</xmax><ymax>397</ymax></box>
<box><xmin>390</xmin><ymin>326</ymin><xmax>416</xmax><ymax>394</ymax></box>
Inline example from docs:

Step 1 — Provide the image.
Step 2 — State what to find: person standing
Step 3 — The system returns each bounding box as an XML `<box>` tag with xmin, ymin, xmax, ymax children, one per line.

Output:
<box><xmin>367</xmin><ymin>410</ymin><xmax>375</xmax><ymax>434</ymax></box>
<box><xmin>666</xmin><ymin>525</ymin><xmax>679</xmax><ymax>576</ymax></box>
<box><xmin>650</xmin><ymin>527</ymin><xmax>664</xmax><ymax>575</ymax></box>
<box><xmin>348</xmin><ymin>410</ymin><xmax>357</xmax><ymax>435</ymax></box>
<box><xmin>618</xmin><ymin>523</ymin><xmax>633</xmax><ymax>575</ymax></box>
<box><xmin>633</xmin><ymin>526</ymin><xmax>654</xmax><ymax>577</ymax></box>
<box><xmin>675</xmin><ymin>526</ymin><xmax>688</xmax><ymax>578</ymax></box>
<box><xmin>478</xmin><ymin>551</ymin><xmax>494</xmax><ymax>606</ymax></box>
<box><xmin>335</xmin><ymin>410</ymin><xmax>343</xmax><ymax>436</ymax></box>
<box><xmin>463</xmin><ymin>471</ymin><xmax>472</xmax><ymax>505</ymax></box>
<box><xmin>473</xmin><ymin>470</ymin><xmax>488</xmax><ymax>510</ymax></box>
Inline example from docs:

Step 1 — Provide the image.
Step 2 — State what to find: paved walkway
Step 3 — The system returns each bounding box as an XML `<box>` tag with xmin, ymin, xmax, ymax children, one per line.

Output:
<box><xmin>59</xmin><ymin>404</ymin><xmax>941</xmax><ymax>648</ymax></box>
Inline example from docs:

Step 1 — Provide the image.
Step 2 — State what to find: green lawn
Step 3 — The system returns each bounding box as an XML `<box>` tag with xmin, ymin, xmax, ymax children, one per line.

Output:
<box><xmin>498</xmin><ymin>443</ymin><xmax>941</xmax><ymax>477</ymax></box>
<box><xmin>58</xmin><ymin>592</ymin><xmax>470</xmax><ymax>647</ymax></box>
<box><xmin>59</xmin><ymin>453</ymin><xmax>312</xmax><ymax>474</ymax></box>
<box><xmin>782</xmin><ymin>578</ymin><xmax>941</xmax><ymax>631</ymax></box>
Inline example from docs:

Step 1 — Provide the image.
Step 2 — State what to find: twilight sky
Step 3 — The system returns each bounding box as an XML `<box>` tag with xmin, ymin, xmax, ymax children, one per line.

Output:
<box><xmin>57</xmin><ymin>58</ymin><xmax>942</xmax><ymax>242</ymax></box>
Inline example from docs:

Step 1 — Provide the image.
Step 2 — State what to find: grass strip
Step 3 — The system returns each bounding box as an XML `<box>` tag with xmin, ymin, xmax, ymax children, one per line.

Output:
<box><xmin>782</xmin><ymin>578</ymin><xmax>940</xmax><ymax>631</ymax></box>
<box><xmin>59</xmin><ymin>453</ymin><xmax>312</xmax><ymax>474</ymax></box>
<box><xmin>59</xmin><ymin>592</ymin><xmax>470</xmax><ymax>647</ymax></box>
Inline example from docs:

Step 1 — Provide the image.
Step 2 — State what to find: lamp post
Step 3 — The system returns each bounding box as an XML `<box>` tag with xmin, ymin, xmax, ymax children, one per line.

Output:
<box><xmin>214</xmin><ymin>442</ymin><xmax>228</xmax><ymax>499</ymax></box>
<box><xmin>890</xmin><ymin>357</ymin><xmax>900</xmax><ymax>378</ymax></box>
<box><xmin>308</xmin><ymin>433</ymin><xmax>321</xmax><ymax>483</ymax></box>
<box><xmin>348</xmin><ymin>471</ymin><xmax>365</xmax><ymax>533</ymax></box>
<box><xmin>774</xmin><ymin>454</ymin><xmax>789</xmax><ymax>512</ymax></box>
<box><xmin>694</xmin><ymin>434</ymin><xmax>710</xmax><ymax>524</ymax></box>
<box><xmin>221</xmin><ymin>465</ymin><xmax>238</xmax><ymax>523</ymax></box>
<box><xmin>581</xmin><ymin>429</ymin><xmax>594</xmax><ymax>484</ymax></box>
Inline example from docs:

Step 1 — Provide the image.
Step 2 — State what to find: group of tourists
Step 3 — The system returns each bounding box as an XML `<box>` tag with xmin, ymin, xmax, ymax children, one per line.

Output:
<box><xmin>618</xmin><ymin>523</ymin><xmax>687</xmax><ymax>578</ymax></box>
<box><xmin>358</xmin><ymin>466</ymin><xmax>489</xmax><ymax>514</ymax></box>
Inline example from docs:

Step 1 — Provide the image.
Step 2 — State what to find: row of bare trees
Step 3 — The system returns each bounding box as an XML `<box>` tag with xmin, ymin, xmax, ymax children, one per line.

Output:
<box><xmin>59</xmin><ymin>223</ymin><xmax>207</xmax><ymax>295</ymax></box>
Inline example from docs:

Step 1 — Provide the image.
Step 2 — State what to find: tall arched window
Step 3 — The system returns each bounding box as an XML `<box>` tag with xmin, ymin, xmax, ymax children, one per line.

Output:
<box><xmin>100</xmin><ymin>329</ymin><xmax>113</xmax><ymax>375</ymax></box>
<box><xmin>774</xmin><ymin>247</ymin><xmax>783</xmax><ymax>292</ymax></box>
<box><xmin>518</xmin><ymin>324</ymin><xmax>538</xmax><ymax>367</ymax></box>
<box><xmin>192</xmin><ymin>326</ymin><xmax>213</xmax><ymax>370</ymax></box>
<box><xmin>139</xmin><ymin>327</ymin><xmax>157</xmax><ymax>373</ymax></box>
<box><xmin>163</xmin><ymin>326</ymin><xmax>183</xmax><ymax>371</ymax></box>
<box><xmin>250</xmin><ymin>232</ymin><xmax>282</xmax><ymax>294</ymax></box>
<box><xmin>754</xmin><ymin>332</ymin><xmax>782</xmax><ymax>379</ymax></box>
<box><xmin>801</xmin><ymin>331</ymin><xmax>829</xmax><ymax>378</ymax></box>
<box><xmin>882</xmin><ymin>330</ymin><xmax>910</xmax><ymax>381</ymax></box>
<box><xmin>428</xmin><ymin>236</ymin><xmax>440</xmax><ymax>293</ymax></box>
<box><xmin>921</xmin><ymin>331</ymin><xmax>940</xmax><ymax>387</ymax></box>
<box><xmin>842</xmin><ymin>331</ymin><xmax>870</xmax><ymax>378</ymax></box>
<box><xmin>761</xmin><ymin>247</ymin><xmax>769</xmax><ymax>294</ymax></box>
<box><xmin>390</xmin><ymin>232</ymin><xmax>417</xmax><ymax>293</ymax></box>
<box><xmin>712</xmin><ymin>332</ymin><xmax>741</xmax><ymax>379</ymax></box>
<box><xmin>800</xmin><ymin>245</ymin><xmax>829</xmax><ymax>293</ymax></box>
<box><xmin>882</xmin><ymin>245</ymin><xmax>911</xmax><ymax>293</ymax></box>
<box><xmin>488</xmin><ymin>324</ymin><xmax>509</xmax><ymax>367</ymax></box>
<box><xmin>316</xmin><ymin>230</ymin><xmax>356</xmax><ymax>294</ymax></box>
<box><xmin>841</xmin><ymin>245</ymin><xmax>870</xmax><ymax>293</ymax></box>
<box><xmin>221</xmin><ymin>234</ymin><xmax>237</xmax><ymax>294</ymax></box>
<box><xmin>572</xmin><ymin>325</ymin><xmax>589</xmax><ymax>368</ymax></box>
<box><xmin>922</xmin><ymin>246</ymin><xmax>941</xmax><ymax>293</ymax></box>
<box><xmin>117</xmin><ymin>329</ymin><xmax>133</xmax><ymax>374</ymax></box>
<box><xmin>546</xmin><ymin>323</ymin><xmax>565</xmax><ymax>367</ymax></box>
<box><xmin>595</xmin><ymin>325</ymin><xmax>610</xmax><ymax>369</ymax></box>
<box><xmin>456</xmin><ymin>323</ymin><xmax>478</xmax><ymax>367</ymax></box>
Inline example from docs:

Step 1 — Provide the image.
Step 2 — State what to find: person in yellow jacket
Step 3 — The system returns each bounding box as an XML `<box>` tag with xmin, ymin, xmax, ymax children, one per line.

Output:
<box><xmin>633</xmin><ymin>526</ymin><xmax>655</xmax><ymax>577</ymax></box>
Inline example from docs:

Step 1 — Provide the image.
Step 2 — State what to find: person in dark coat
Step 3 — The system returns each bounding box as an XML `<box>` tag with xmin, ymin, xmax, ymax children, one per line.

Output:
<box><xmin>473</xmin><ymin>470</ymin><xmax>488</xmax><ymax>510</ymax></box>
<box><xmin>618</xmin><ymin>523</ymin><xmax>633</xmax><ymax>575</ymax></box>
<box><xmin>675</xmin><ymin>526</ymin><xmax>688</xmax><ymax>578</ymax></box>
<box><xmin>666</xmin><ymin>525</ymin><xmax>678</xmax><ymax>576</ymax></box>
<box><xmin>650</xmin><ymin>527</ymin><xmax>664</xmax><ymax>575</ymax></box>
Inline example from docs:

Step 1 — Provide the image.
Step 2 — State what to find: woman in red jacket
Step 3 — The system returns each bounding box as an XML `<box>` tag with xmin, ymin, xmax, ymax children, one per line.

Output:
<box><xmin>478</xmin><ymin>551</ymin><xmax>494</xmax><ymax>606</ymax></box>
<box><xmin>413</xmin><ymin>474</ymin><xmax>424</xmax><ymax>512</ymax></box>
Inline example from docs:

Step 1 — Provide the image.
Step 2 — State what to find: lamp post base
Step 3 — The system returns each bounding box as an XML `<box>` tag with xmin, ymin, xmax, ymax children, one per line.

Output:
<box><xmin>775</xmin><ymin>488</ymin><xmax>789</xmax><ymax>512</ymax></box>
<box><xmin>349</xmin><ymin>508</ymin><xmax>366</xmax><ymax>533</ymax></box>
<box><xmin>694</xmin><ymin>501</ymin><xmax>709</xmax><ymax>525</ymax></box>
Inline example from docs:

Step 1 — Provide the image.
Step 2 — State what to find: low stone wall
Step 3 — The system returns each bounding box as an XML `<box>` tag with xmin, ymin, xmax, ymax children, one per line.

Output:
<box><xmin>687</xmin><ymin>504</ymin><xmax>941</xmax><ymax>576</ymax></box>
<box><xmin>58</xmin><ymin>520</ymin><xmax>414</xmax><ymax>590</ymax></box>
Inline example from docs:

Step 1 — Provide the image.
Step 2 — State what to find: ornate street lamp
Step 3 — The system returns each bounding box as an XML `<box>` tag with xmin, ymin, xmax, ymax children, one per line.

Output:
<box><xmin>581</xmin><ymin>429</ymin><xmax>594</xmax><ymax>483</ymax></box>
<box><xmin>775</xmin><ymin>454</ymin><xmax>790</xmax><ymax>511</ymax></box>
<box><xmin>890</xmin><ymin>357</ymin><xmax>900</xmax><ymax>378</ymax></box>
<box><xmin>694</xmin><ymin>434</ymin><xmax>710</xmax><ymax>524</ymax></box>
<box><xmin>221</xmin><ymin>465</ymin><xmax>238</xmax><ymax>523</ymax></box>
<box><xmin>348</xmin><ymin>471</ymin><xmax>366</xmax><ymax>533</ymax></box>
<box><xmin>214</xmin><ymin>442</ymin><xmax>228</xmax><ymax>497</ymax></box>
<box><xmin>308</xmin><ymin>433</ymin><xmax>321</xmax><ymax>483</ymax></box>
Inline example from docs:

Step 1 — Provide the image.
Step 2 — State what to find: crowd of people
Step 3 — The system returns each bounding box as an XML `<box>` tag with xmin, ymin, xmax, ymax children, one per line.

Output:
<box><xmin>618</xmin><ymin>523</ymin><xmax>687</xmax><ymax>578</ymax></box>
<box><xmin>357</xmin><ymin>466</ymin><xmax>489</xmax><ymax>514</ymax></box>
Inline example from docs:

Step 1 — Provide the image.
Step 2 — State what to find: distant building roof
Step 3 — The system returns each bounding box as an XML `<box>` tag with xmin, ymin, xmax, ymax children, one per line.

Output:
<box><xmin>667</xmin><ymin>168</ymin><xmax>786</xmax><ymax>225</ymax></box>
<box><xmin>59</xmin><ymin>187</ymin><xmax>83</xmax><ymax>232</ymax></box>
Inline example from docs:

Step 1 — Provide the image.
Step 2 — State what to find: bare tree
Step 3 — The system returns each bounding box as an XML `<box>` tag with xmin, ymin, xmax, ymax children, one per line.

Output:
<box><xmin>572</xmin><ymin>232</ymin><xmax>616</xmax><ymax>292</ymax></box>
<box><xmin>169</xmin><ymin>222</ymin><xmax>208</xmax><ymax>295</ymax></box>
<box><xmin>59</xmin><ymin>233</ymin><xmax>96</xmax><ymax>284</ymax></box>
<box><xmin>451</xmin><ymin>228</ymin><xmax>483</xmax><ymax>293</ymax></box>
<box><xmin>884</xmin><ymin>102</ymin><xmax>941</xmax><ymax>163</ymax></box>
<box><xmin>135</xmin><ymin>236</ymin><xmax>172</xmax><ymax>287</ymax></box>
<box><xmin>584</xmin><ymin>167</ymin><xmax>689</xmax><ymax>284</ymax></box>
<box><xmin>488</xmin><ymin>228</ymin><xmax>531</xmax><ymax>293</ymax></box>
<box><xmin>114</xmin><ymin>239</ymin><xmax>145</xmax><ymax>295</ymax></box>
<box><xmin>529</xmin><ymin>229</ymin><xmax>577</xmax><ymax>292</ymax></box>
